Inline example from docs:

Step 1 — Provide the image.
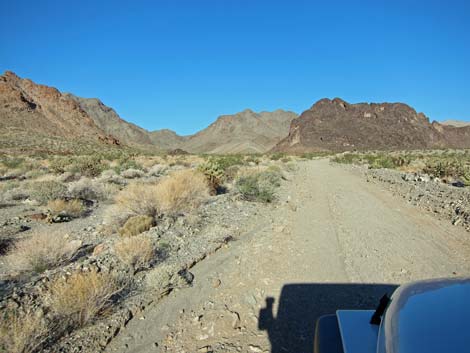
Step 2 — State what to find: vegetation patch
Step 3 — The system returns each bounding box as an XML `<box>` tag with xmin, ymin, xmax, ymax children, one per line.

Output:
<box><xmin>46</xmin><ymin>199</ymin><xmax>85</xmax><ymax>218</ymax></box>
<box><xmin>119</xmin><ymin>215</ymin><xmax>154</xmax><ymax>237</ymax></box>
<box><xmin>3</xmin><ymin>231</ymin><xmax>80</xmax><ymax>274</ymax></box>
<box><xmin>114</xmin><ymin>235</ymin><xmax>156</xmax><ymax>271</ymax></box>
<box><xmin>48</xmin><ymin>270</ymin><xmax>124</xmax><ymax>328</ymax></box>
<box><xmin>235</xmin><ymin>168</ymin><xmax>282</xmax><ymax>203</ymax></box>
<box><xmin>27</xmin><ymin>180</ymin><xmax>68</xmax><ymax>204</ymax></box>
<box><xmin>0</xmin><ymin>308</ymin><xmax>49</xmax><ymax>353</ymax></box>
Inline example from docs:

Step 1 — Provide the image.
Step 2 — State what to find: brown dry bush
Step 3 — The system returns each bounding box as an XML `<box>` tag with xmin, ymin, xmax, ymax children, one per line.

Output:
<box><xmin>47</xmin><ymin>199</ymin><xmax>85</xmax><ymax>218</ymax></box>
<box><xmin>119</xmin><ymin>215</ymin><xmax>154</xmax><ymax>237</ymax></box>
<box><xmin>48</xmin><ymin>270</ymin><xmax>123</xmax><ymax>327</ymax></box>
<box><xmin>155</xmin><ymin>169</ymin><xmax>209</xmax><ymax>215</ymax></box>
<box><xmin>0</xmin><ymin>309</ymin><xmax>49</xmax><ymax>353</ymax></box>
<box><xmin>114</xmin><ymin>235</ymin><xmax>155</xmax><ymax>270</ymax></box>
<box><xmin>114</xmin><ymin>169</ymin><xmax>209</xmax><ymax>219</ymax></box>
<box><xmin>114</xmin><ymin>182</ymin><xmax>160</xmax><ymax>218</ymax></box>
<box><xmin>3</xmin><ymin>231</ymin><xmax>80</xmax><ymax>274</ymax></box>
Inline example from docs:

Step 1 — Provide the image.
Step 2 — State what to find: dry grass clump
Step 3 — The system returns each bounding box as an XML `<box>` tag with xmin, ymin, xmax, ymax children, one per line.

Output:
<box><xmin>0</xmin><ymin>309</ymin><xmax>49</xmax><ymax>353</ymax></box>
<box><xmin>115</xmin><ymin>182</ymin><xmax>160</xmax><ymax>218</ymax></box>
<box><xmin>48</xmin><ymin>270</ymin><xmax>123</xmax><ymax>327</ymax></box>
<box><xmin>110</xmin><ymin>169</ymin><xmax>209</xmax><ymax>233</ymax></box>
<box><xmin>114</xmin><ymin>235</ymin><xmax>155</xmax><ymax>270</ymax></box>
<box><xmin>3</xmin><ymin>231</ymin><xmax>80</xmax><ymax>274</ymax></box>
<box><xmin>119</xmin><ymin>215</ymin><xmax>154</xmax><ymax>237</ymax></box>
<box><xmin>155</xmin><ymin>169</ymin><xmax>209</xmax><ymax>215</ymax></box>
<box><xmin>47</xmin><ymin>199</ymin><xmax>85</xmax><ymax>218</ymax></box>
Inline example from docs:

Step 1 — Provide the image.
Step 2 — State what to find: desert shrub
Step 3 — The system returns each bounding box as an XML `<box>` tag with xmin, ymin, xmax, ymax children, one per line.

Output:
<box><xmin>48</xmin><ymin>270</ymin><xmax>123</xmax><ymax>327</ymax></box>
<box><xmin>235</xmin><ymin>169</ymin><xmax>281</xmax><ymax>203</ymax></box>
<box><xmin>0</xmin><ymin>156</ymin><xmax>24</xmax><ymax>169</ymax></box>
<box><xmin>49</xmin><ymin>157</ymin><xmax>71</xmax><ymax>174</ymax></box>
<box><xmin>198</xmin><ymin>158</ymin><xmax>225</xmax><ymax>193</ymax></box>
<box><xmin>119</xmin><ymin>215</ymin><xmax>154</xmax><ymax>237</ymax></box>
<box><xmin>114</xmin><ymin>157</ymin><xmax>143</xmax><ymax>174</ymax></box>
<box><xmin>100</xmin><ymin>169</ymin><xmax>127</xmax><ymax>185</ymax></box>
<box><xmin>269</xmin><ymin>153</ymin><xmax>285</xmax><ymax>161</ymax></box>
<box><xmin>115</xmin><ymin>182</ymin><xmax>160</xmax><ymax>218</ymax></box>
<box><xmin>47</xmin><ymin>199</ymin><xmax>85</xmax><ymax>218</ymax></box>
<box><xmin>0</xmin><ymin>308</ymin><xmax>49</xmax><ymax>353</ymax></box>
<box><xmin>67</xmin><ymin>178</ymin><xmax>105</xmax><ymax>200</ymax></box>
<box><xmin>1</xmin><ymin>187</ymin><xmax>30</xmax><ymax>202</ymax></box>
<box><xmin>148</xmin><ymin>164</ymin><xmax>168</xmax><ymax>177</ymax></box>
<box><xmin>114</xmin><ymin>235</ymin><xmax>155</xmax><ymax>271</ymax></box>
<box><xmin>300</xmin><ymin>151</ymin><xmax>332</xmax><ymax>159</ymax></box>
<box><xmin>120</xmin><ymin>168</ymin><xmax>145</xmax><ymax>179</ymax></box>
<box><xmin>155</xmin><ymin>169</ymin><xmax>209</xmax><ymax>215</ymax></box>
<box><xmin>68</xmin><ymin>155</ymin><xmax>106</xmax><ymax>177</ymax></box>
<box><xmin>57</xmin><ymin>171</ymin><xmax>81</xmax><ymax>183</ymax></box>
<box><xmin>423</xmin><ymin>159</ymin><xmax>466</xmax><ymax>179</ymax></box>
<box><xmin>3</xmin><ymin>231</ymin><xmax>80</xmax><ymax>274</ymax></box>
<box><xmin>27</xmin><ymin>180</ymin><xmax>67</xmax><ymax>204</ymax></box>
<box><xmin>114</xmin><ymin>170</ymin><xmax>209</xmax><ymax>222</ymax></box>
<box><xmin>214</xmin><ymin>155</ymin><xmax>244</xmax><ymax>169</ymax></box>
<box><xmin>244</xmin><ymin>155</ymin><xmax>260</xmax><ymax>165</ymax></box>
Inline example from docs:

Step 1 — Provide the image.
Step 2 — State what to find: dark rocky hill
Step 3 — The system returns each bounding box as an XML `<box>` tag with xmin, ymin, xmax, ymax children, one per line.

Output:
<box><xmin>273</xmin><ymin>98</ymin><xmax>470</xmax><ymax>152</ymax></box>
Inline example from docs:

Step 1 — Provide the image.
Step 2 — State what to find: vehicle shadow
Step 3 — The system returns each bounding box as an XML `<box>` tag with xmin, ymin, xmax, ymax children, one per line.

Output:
<box><xmin>258</xmin><ymin>283</ymin><xmax>398</xmax><ymax>353</ymax></box>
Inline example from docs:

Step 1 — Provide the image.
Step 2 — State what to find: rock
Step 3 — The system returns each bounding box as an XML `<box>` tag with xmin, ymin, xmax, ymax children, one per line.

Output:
<box><xmin>418</xmin><ymin>174</ymin><xmax>431</xmax><ymax>183</ymax></box>
<box><xmin>248</xmin><ymin>344</ymin><xmax>263</xmax><ymax>352</ymax></box>
<box><xmin>212</xmin><ymin>278</ymin><xmax>221</xmax><ymax>288</ymax></box>
<box><xmin>92</xmin><ymin>243</ymin><xmax>107</xmax><ymax>257</ymax></box>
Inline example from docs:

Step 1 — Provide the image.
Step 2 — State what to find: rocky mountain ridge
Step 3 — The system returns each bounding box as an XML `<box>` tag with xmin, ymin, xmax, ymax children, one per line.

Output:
<box><xmin>2</xmin><ymin>72</ymin><xmax>469</xmax><ymax>154</ymax></box>
<box><xmin>0</xmin><ymin>71</ymin><xmax>119</xmax><ymax>146</ymax></box>
<box><xmin>273</xmin><ymin>98</ymin><xmax>470</xmax><ymax>152</ymax></box>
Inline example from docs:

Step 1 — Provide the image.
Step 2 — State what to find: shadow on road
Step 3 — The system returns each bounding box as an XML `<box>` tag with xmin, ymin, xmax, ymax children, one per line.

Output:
<box><xmin>258</xmin><ymin>282</ymin><xmax>398</xmax><ymax>353</ymax></box>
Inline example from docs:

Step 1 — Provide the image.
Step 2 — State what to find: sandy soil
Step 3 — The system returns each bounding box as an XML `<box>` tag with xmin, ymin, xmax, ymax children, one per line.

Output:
<box><xmin>106</xmin><ymin>159</ymin><xmax>470</xmax><ymax>353</ymax></box>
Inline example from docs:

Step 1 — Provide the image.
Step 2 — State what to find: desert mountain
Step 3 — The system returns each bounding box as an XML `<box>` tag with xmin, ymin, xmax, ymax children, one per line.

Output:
<box><xmin>64</xmin><ymin>94</ymin><xmax>153</xmax><ymax>146</ymax></box>
<box><xmin>0</xmin><ymin>71</ymin><xmax>119</xmax><ymax>150</ymax></box>
<box><xmin>273</xmin><ymin>98</ymin><xmax>470</xmax><ymax>152</ymax></box>
<box><xmin>180</xmin><ymin>109</ymin><xmax>297</xmax><ymax>154</ymax></box>
<box><xmin>441</xmin><ymin>120</ymin><xmax>470</xmax><ymax>128</ymax></box>
<box><xmin>66</xmin><ymin>94</ymin><xmax>293</xmax><ymax>154</ymax></box>
<box><xmin>65</xmin><ymin>94</ymin><xmax>188</xmax><ymax>150</ymax></box>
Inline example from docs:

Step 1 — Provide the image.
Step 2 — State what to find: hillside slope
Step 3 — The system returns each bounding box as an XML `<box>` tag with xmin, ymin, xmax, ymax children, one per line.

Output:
<box><xmin>0</xmin><ymin>71</ymin><xmax>119</xmax><ymax>145</ymax></box>
<box><xmin>274</xmin><ymin>98</ymin><xmax>470</xmax><ymax>152</ymax></box>
<box><xmin>181</xmin><ymin>109</ymin><xmax>297</xmax><ymax>154</ymax></box>
<box><xmin>441</xmin><ymin>120</ymin><xmax>470</xmax><ymax>128</ymax></box>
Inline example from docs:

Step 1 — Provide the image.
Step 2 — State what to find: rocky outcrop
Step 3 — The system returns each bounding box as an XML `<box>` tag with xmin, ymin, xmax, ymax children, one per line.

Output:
<box><xmin>273</xmin><ymin>98</ymin><xmax>470</xmax><ymax>152</ymax></box>
<box><xmin>0</xmin><ymin>71</ymin><xmax>119</xmax><ymax>146</ymax></box>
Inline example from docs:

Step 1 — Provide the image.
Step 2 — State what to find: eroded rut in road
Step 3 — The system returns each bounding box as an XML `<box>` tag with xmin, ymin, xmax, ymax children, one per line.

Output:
<box><xmin>106</xmin><ymin>160</ymin><xmax>470</xmax><ymax>353</ymax></box>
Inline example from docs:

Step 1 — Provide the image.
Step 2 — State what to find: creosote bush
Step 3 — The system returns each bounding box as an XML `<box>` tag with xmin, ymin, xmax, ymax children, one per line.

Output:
<box><xmin>114</xmin><ymin>235</ymin><xmax>155</xmax><ymax>271</ymax></box>
<box><xmin>48</xmin><ymin>270</ymin><xmax>124</xmax><ymax>327</ymax></box>
<box><xmin>3</xmin><ymin>231</ymin><xmax>80</xmax><ymax>274</ymax></box>
<box><xmin>235</xmin><ymin>169</ymin><xmax>282</xmax><ymax>203</ymax></box>
<box><xmin>119</xmin><ymin>215</ymin><xmax>154</xmax><ymax>237</ymax></box>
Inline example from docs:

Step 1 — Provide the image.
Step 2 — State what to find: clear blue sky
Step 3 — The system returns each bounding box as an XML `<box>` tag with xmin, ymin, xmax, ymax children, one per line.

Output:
<box><xmin>1</xmin><ymin>0</ymin><xmax>469</xmax><ymax>134</ymax></box>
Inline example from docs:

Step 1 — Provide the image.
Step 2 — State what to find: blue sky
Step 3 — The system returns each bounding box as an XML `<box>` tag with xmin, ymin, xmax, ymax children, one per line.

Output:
<box><xmin>1</xmin><ymin>0</ymin><xmax>469</xmax><ymax>135</ymax></box>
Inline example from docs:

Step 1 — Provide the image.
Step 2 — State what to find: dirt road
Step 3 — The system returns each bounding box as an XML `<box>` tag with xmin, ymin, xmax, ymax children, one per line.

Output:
<box><xmin>106</xmin><ymin>159</ymin><xmax>470</xmax><ymax>353</ymax></box>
